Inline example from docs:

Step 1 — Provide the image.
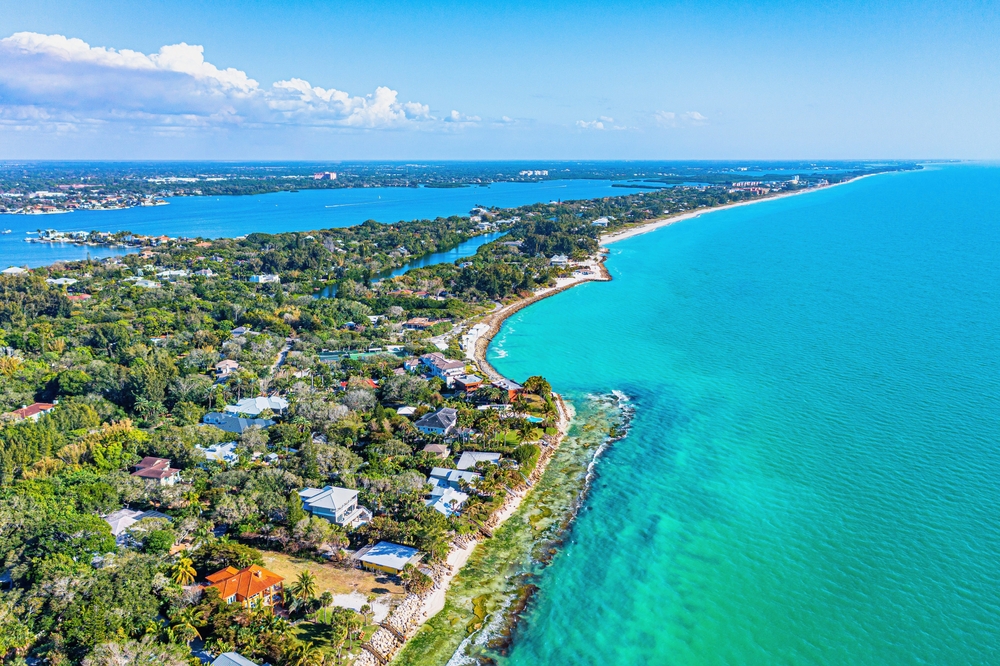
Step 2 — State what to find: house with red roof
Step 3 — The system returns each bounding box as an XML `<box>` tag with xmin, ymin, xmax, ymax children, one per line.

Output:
<box><xmin>130</xmin><ymin>457</ymin><xmax>182</xmax><ymax>486</ymax></box>
<box><xmin>2</xmin><ymin>402</ymin><xmax>56</xmax><ymax>423</ymax></box>
<box><xmin>206</xmin><ymin>565</ymin><xmax>284</xmax><ymax>609</ymax></box>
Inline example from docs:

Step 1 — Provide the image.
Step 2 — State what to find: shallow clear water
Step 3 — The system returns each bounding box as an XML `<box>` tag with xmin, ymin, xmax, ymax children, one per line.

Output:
<box><xmin>488</xmin><ymin>165</ymin><xmax>1000</xmax><ymax>665</ymax></box>
<box><xmin>2</xmin><ymin>179</ymin><xmax>622</xmax><ymax>267</ymax></box>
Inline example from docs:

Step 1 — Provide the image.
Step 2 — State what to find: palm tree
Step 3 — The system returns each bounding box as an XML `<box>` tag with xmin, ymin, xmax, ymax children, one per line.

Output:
<box><xmin>284</xmin><ymin>641</ymin><xmax>324</xmax><ymax>666</ymax></box>
<box><xmin>170</xmin><ymin>556</ymin><xmax>197</xmax><ymax>586</ymax></box>
<box><xmin>290</xmin><ymin>570</ymin><xmax>318</xmax><ymax>605</ymax></box>
<box><xmin>168</xmin><ymin>607</ymin><xmax>204</xmax><ymax>648</ymax></box>
<box><xmin>319</xmin><ymin>591</ymin><xmax>334</xmax><ymax>616</ymax></box>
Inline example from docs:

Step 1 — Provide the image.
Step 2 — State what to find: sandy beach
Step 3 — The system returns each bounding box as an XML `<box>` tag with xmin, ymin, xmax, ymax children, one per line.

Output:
<box><xmin>388</xmin><ymin>173</ymin><xmax>882</xmax><ymax>663</ymax></box>
<box><xmin>600</xmin><ymin>173</ymin><xmax>882</xmax><ymax>246</ymax></box>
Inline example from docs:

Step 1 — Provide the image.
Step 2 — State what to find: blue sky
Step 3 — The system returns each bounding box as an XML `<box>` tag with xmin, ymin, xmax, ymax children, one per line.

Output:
<box><xmin>1</xmin><ymin>0</ymin><xmax>998</xmax><ymax>159</ymax></box>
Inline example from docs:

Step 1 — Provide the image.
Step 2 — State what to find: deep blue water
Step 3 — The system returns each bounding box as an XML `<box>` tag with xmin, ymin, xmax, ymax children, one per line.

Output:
<box><xmin>488</xmin><ymin>165</ymin><xmax>1000</xmax><ymax>665</ymax></box>
<box><xmin>1</xmin><ymin>179</ymin><xmax>621</xmax><ymax>268</ymax></box>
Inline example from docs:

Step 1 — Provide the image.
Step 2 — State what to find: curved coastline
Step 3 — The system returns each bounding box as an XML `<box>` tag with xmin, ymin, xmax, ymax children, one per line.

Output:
<box><xmin>389</xmin><ymin>171</ymin><xmax>887</xmax><ymax>664</ymax></box>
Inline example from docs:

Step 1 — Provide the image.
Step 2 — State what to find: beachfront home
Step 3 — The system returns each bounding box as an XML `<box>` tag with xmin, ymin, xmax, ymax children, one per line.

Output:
<box><xmin>354</xmin><ymin>541</ymin><xmax>422</xmax><ymax>575</ymax></box>
<box><xmin>206</xmin><ymin>565</ymin><xmax>284</xmax><ymax>608</ymax></box>
<box><xmin>130</xmin><ymin>457</ymin><xmax>181</xmax><ymax>486</ymax></box>
<box><xmin>591</xmin><ymin>217</ymin><xmax>610</xmax><ymax>227</ymax></box>
<box><xmin>298</xmin><ymin>486</ymin><xmax>372</xmax><ymax>528</ymax></box>
<box><xmin>549</xmin><ymin>254</ymin><xmax>570</xmax><ymax>266</ymax></box>
<box><xmin>1</xmin><ymin>267</ymin><xmax>27</xmax><ymax>275</ymax></box>
<box><xmin>203</xmin><ymin>411</ymin><xmax>275</xmax><ymax>434</ymax></box>
<box><xmin>414</xmin><ymin>407</ymin><xmax>458</xmax><ymax>436</ymax></box>
<box><xmin>225</xmin><ymin>396</ymin><xmax>289</xmax><ymax>416</ymax></box>
<box><xmin>249</xmin><ymin>274</ymin><xmax>280</xmax><ymax>284</ymax></box>
<box><xmin>420</xmin><ymin>352</ymin><xmax>466</xmax><ymax>383</ymax></box>
<box><xmin>2</xmin><ymin>402</ymin><xmax>56</xmax><ymax>423</ymax></box>
<box><xmin>454</xmin><ymin>374</ymin><xmax>483</xmax><ymax>393</ymax></box>
<box><xmin>426</xmin><ymin>467</ymin><xmax>479</xmax><ymax>516</ymax></box>
<box><xmin>428</xmin><ymin>486</ymin><xmax>469</xmax><ymax>516</ymax></box>
<box><xmin>457</xmin><ymin>451</ymin><xmax>502</xmax><ymax>471</ymax></box>
<box><xmin>491</xmin><ymin>378</ymin><xmax>523</xmax><ymax>402</ymax></box>
<box><xmin>211</xmin><ymin>653</ymin><xmax>260</xmax><ymax>666</ymax></box>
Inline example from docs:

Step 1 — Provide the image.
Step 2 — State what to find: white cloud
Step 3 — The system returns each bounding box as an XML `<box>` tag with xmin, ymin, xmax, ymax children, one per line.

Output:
<box><xmin>0</xmin><ymin>32</ymin><xmax>458</xmax><ymax>132</ymax></box>
<box><xmin>576</xmin><ymin>119</ymin><xmax>606</xmax><ymax>130</ymax></box>
<box><xmin>444</xmin><ymin>109</ymin><xmax>481</xmax><ymax>124</ymax></box>
<box><xmin>654</xmin><ymin>110</ymin><xmax>708</xmax><ymax>127</ymax></box>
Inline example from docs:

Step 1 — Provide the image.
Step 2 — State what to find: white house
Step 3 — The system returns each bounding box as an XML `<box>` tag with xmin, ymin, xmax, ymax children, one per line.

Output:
<box><xmin>298</xmin><ymin>486</ymin><xmax>372</xmax><ymax>528</ymax></box>
<box><xmin>591</xmin><ymin>217</ymin><xmax>610</xmax><ymax>227</ymax></box>
<box><xmin>198</xmin><ymin>441</ymin><xmax>239</xmax><ymax>464</ymax></box>
<box><xmin>216</xmin><ymin>359</ymin><xmax>240</xmax><ymax>378</ymax></box>
<box><xmin>225</xmin><ymin>396</ymin><xmax>289</xmax><ymax>417</ymax></box>
<box><xmin>1</xmin><ymin>267</ymin><xmax>27</xmax><ymax>275</ymax></box>
<box><xmin>249</xmin><ymin>274</ymin><xmax>280</xmax><ymax>284</ymax></box>
<box><xmin>104</xmin><ymin>508</ymin><xmax>172</xmax><ymax>545</ymax></box>
<box><xmin>420</xmin><ymin>352</ymin><xmax>466</xmax><ymax>381</ymax></box>
<box><xmin>549</xmin><ymin>254</ymin><xmax>570</xmax><ymax>266</ymax></box>
<box><xmin>426</xmin><ymin>467</ymin><xmax>480</xmax><ymax>516</ymax></box>
<box><xmin>414</xmin><ymin>407</ymin><xmax>458</xmax><ymax>436</ymax></box>
<box><xmin>456</xmin><ymin>451</ymin><xmax>502</xmax><ymax>471</ymax></box>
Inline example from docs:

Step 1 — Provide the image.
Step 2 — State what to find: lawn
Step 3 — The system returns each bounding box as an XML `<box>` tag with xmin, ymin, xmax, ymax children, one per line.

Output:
<box><xmin>260</xmin><ymin>550</ymin><xmax>405</xmax><ymax>597</ymax></box>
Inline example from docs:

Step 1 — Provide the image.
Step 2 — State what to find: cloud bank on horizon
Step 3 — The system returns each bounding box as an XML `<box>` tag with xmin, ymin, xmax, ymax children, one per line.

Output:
<box><xmin>0</xmin><ymin>32</ymin><xmax>448</xmax><ymax>131</ymax></box>
<box><xmin>0</xmin><ymin>31</ymin><xmax>706</xmax><ymax>158</ymax></box>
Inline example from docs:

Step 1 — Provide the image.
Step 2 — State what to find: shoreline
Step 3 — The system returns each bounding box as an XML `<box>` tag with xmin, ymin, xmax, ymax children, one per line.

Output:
<box><xmin>390</xmin><ymin>172</ymin><xmax>884</xmax><ymax>664</ymax></box>
<box><xmin>358</xmin><ymin>394</ymin><xmax>574</xmax><ymax>665</ymax></box>
<box><xmin>600</xmin><ymin>172</ymin><xmax>883</xmax><ymax>246</ymax></box>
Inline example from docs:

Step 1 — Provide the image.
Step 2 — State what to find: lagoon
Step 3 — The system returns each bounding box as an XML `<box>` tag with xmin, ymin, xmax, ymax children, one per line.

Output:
<box><xmin>1</xmin><ymin>179</ymin><xmax>624</xmax><ymax>268</ymax></box>
<box><xmin>484</xmin><ymin>165</ymin><xmax>1000</xmax><ymax>665</ymax></box>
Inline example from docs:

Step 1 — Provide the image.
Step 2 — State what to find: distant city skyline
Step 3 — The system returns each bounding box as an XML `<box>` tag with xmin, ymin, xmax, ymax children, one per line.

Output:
<box><xmin>1</xmin><ymin>0</ymin><xmax>998</xmax><ymax>160</ymax></box>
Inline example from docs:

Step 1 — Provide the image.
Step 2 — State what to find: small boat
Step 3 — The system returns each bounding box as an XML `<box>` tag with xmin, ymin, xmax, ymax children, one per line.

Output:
<box><xmin>1</xmin><ymin>229</ymin><xmax>11</xmax><ymax>234</ymax></box>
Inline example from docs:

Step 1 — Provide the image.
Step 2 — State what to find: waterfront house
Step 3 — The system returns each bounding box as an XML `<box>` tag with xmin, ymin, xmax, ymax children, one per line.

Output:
<box><xmin>2</xmin><ymin>402</ymin><xmax>56</xmax><ymax>423</ymax></box>
<box><xmin>491</xmin><ymin>378</ymin><xmax>524</xmax><ymax>401</ymax></box>
<box><xmin>224</xmin><ymin>396</ymin><xmax>289</xmax><ymax>416</ymax></box>
<box><xmin>211</xmin><ymin>653</ymin><xmax>260</xmax><ymax>666</ymax></box>
<box><xmin>206</xmin><ymin>565</ymin><xmax>283</xmax><ymax>608</ymax></box>
<box><xmin>202</xmin><ymin>412</ymin><xmax>275</xmax><ymax>434</ymax></box>
<box><xmin>454</xmin><ymin>374</ymin><xmax>484</xmax><ymax>393</ymax></box>
<box><xmin>414</xmin><ymin>407</ymin><xmax>459</xmax><ymax>436</ymax></box>
<box><xmin>591</xmin><ymin>217</ymin><xmax>610</xmax><ymax>227</ymax></box>
<box><xmin>354</xmin><ymin>541</ymin><xmax>422</xmax><ymax>575</ymax></box>
<box><xmin>420</xmin><ymin>352</ymin><xmax>466</xmax><ymax>381</ymax></box>
<box><xmin>130</xmin><ymin>457</ymin><xmax>181</xmax><ymax>486</ymax></box>
<box><xmin>298</xmin><ymin>486</ymin><xmax>372</xmax><ymax>528</ymax></box>
<box><xmin>427</xmin><ymin>486</ymin><xmax>469</xmax><ymax>516</ymax></box>
<box><xmin>549</xmin><ymin>254</ymin><xmax>570</xmax><ymax>266</ymax></box>
<box><xmin>1</xmin><ymin>267</ymin><xmax>27</xmax><ymax>275</ymax></box>
<box><xmin>249</xmin><ymin>274</ymin><xmax>280</xmax><ymax>284</ymax></box>
<box><xmin>456</xmin><ymin>451</ymin><xmax>502</xmax><ymax>471</ymax></box>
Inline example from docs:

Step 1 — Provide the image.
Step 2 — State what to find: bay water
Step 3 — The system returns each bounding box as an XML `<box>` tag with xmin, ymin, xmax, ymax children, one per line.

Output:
<box><xmin>1</xmin><ymin>179</ymin><xmax>622</xmax><ymax>268</ymax></box>
<box><xmin>486</xmin><ymin>165</ymin><xmax>1000</xmax><ymax>665</ymax></box>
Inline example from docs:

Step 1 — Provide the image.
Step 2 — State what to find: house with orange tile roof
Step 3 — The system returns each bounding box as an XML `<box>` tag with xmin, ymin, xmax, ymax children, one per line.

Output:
<box><xmin>2</xmin><ymin>402</ymin><xmax>56</xmax><ymax>423</ymax></box>
<box><xmin>205</xmin><ymin>565</ymin><xmax>284</xmax><ymax>608</ymax></box>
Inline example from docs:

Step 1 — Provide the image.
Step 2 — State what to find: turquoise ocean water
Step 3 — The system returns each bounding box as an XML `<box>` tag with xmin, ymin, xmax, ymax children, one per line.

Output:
<box><xmin>488</xmin><ymin>165</ymin><xmax>1000</xmax><ymax>665</ymax></box>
